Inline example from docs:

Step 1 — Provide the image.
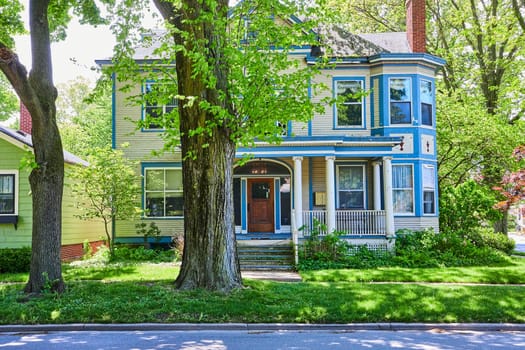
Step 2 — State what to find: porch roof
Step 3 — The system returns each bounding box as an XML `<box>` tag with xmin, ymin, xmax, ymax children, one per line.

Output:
<box><xmin>236</xmin><ymin>135</ymin><xmax>403</xmax><ymax>158</ymax></box>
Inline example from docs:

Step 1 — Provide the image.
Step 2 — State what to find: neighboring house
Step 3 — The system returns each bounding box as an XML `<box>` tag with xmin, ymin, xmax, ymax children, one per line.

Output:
<box><xmin>0</xmin><ymin>104</ymin><xmax>106</xmax><ymax>260</ymax></box>
<box><xmin>100</xmin><ymin>0</ymin><xmax>444</xmax><ymax>250</ymax></box>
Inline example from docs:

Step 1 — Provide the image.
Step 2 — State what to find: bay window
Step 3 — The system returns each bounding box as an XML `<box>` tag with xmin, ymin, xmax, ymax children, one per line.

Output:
<box><xmin>423</xmin><ymin>164</ymin><xmax>436</xmax><ymax>214</ymax></box>
<box><xmin>421</xmin><ymin>80</ymin><xmax>433</xmax><ymax>126</ymax></box>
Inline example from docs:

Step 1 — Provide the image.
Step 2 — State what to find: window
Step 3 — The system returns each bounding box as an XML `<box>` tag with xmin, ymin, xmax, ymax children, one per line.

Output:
<box><xmin>421</xmin><ymin>80</ymin><xmax>433</xmax><ymax>126</ymax></box>
<box><xmin>392</xmin><ymin>164</ymin><xmax>414</xmax><ymax>214</ymax></box>
<box><xmin>143</xmin><ymin>81</ymin><xmax>178</xmax><ymax>129</ymax></box>
<box><xmin>423</xmin><ymin>165</ymin><xmax>436</xmax><ymax>214</ymax></box>
<box><xmin>390</xmin><ymin>78</ymin><xmax>412</xmax><ymax>124</ymax></box>
<box><xmin>0</xmin><ymin>172</ymin><xmax>16</xmax><ymax>215</ymax></box>
<box><xmin>337</xmin><ymin>165</ymin><xmax>365</xmax><ymax>209</ymax></box>
<box><xmin>144</xmin><ymin>167</ymin><xmax>183</xmax><ymax>217</ymax></box>
<box><xmin>335</xmin><ymin>80</ymin><xmax>364</xmax><ymax>127</ymax></box>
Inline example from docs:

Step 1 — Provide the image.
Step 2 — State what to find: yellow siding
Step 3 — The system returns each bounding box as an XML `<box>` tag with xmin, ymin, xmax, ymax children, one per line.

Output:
<box><xmin>0</xmin><ymin>139</ymin><xmax>32</xmax><ymax>248</ymax></box>
<box><xmin>61</xmin><ymin>165</ymin><xmax>107</xmax><ymax>245</ymax></box>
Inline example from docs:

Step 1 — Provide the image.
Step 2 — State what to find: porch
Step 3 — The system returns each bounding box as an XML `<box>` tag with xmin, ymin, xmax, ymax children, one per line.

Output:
<box><xmin>300</xmin><ymin>209</ymin><xmax>386</xmax><ymax>237</ymax></box>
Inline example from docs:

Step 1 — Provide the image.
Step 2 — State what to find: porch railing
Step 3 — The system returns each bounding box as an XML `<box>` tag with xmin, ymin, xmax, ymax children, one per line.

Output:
<box><xmin>301</xmin><ymin>210</ymin><xmax>386</xmax><ymax>236</ymax></box>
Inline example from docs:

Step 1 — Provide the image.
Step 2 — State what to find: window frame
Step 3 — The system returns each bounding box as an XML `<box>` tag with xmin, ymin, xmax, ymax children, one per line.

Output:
<box><xmin>392</xmin><ymin>164</ymin><xmax>414</xmax><ymax>215</ymax></box>
<box><xmin>143</xmin><ymin>165</ymin><xmax>183</xmax><ymax>218</ymax></box>
<box><xmin>389</xmin><ymin>77</ymin><xmax>412</xmax><ymax>125</ymax></box>
<box><xmin>333</xmin><ymin>78</ymin><xmax>366</xmax><ymax>129</ymax></box>
<box><xmin>336</xmin><ymin>164</ymin><xmax>367</xmax><ymax>210</ymax></box>
<box><xmin>422</xmin><ymin>164</ymin><xmax>436</xmax><ymax>215</ymax></box>
<box><xmin>420</xmin><ymin>79</ymin><xmax>433</xmax><ymax>126</ymax></box>
<box><xmin>0</xmin><ymin>170</ymin><xmax>18</xmax><ymax>216</ymax></box>
<box><xmin>141</xmin><ymin>80</ymin><xmax>178</xmax><ymax>131</ymax></box>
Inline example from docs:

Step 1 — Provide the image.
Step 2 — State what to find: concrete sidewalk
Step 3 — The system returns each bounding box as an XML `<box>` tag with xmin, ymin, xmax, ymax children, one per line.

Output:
<box><xmin>241</xmin><ymin>270</ymin><xmax>302</xmax><ymax>282</ymax></box>
<box><xmin>1</xmin><ymin>322</ymin><xmax>525</xmax><ymax>333</ymax></box>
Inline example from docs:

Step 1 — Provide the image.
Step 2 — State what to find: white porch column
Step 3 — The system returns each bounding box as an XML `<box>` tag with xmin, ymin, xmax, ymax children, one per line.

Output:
<box><xmin>372</xmin><ymin>161</ymin><xmax>382</xmax><ymax>211</ymax></box>
<box><xmin>383</xmin><ymin>156</ymin><xmax>395</xmax><ymax>237</ymax></box>
<box><xmin>325</xmin><ymin>156</ymin><xmax>336</xmax><ymax>233</ymax></box>
<box><xmin>293</xmin><ymin>156</ymin><xmax>303</xmax><ymax>233</ymax></box>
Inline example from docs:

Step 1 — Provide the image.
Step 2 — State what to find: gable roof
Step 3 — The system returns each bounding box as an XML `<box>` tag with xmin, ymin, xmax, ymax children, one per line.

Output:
<box><xmin>0</xmin><ymin>126</ymin><xmax>88</xmax><ymax>166</ymax></box>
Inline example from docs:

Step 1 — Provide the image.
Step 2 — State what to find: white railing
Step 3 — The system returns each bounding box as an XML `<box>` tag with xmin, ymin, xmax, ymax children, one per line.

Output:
<box><xmin>301</xmin><ymin>210</ymin><xmax>386</xmax><ymax>236</ymax></box>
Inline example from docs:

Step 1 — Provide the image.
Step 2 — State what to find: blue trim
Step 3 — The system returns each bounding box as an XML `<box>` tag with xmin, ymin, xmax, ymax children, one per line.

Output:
<box><xmin>274</xmin><ymin>178</ymin><xmax>280</xmax><ymax>231</ymax></box>
<box><xmin>369</xmin><ymin>53</ymin><xmax>446</xmax><ymax>66</ymax></box>
<box><xmin>241</xmin><ymin>178</ymin><xmax>247</xmax><ymax>231</ymax></box>
<box><xmin>111</xmin><ymin>73</ymin><xmax>116</xmax><ymax>149</ymax></box>
<box><xmin>332</xmin><ymin>76</ymin><xmax>367</xmax><ymax>130</ymax></box>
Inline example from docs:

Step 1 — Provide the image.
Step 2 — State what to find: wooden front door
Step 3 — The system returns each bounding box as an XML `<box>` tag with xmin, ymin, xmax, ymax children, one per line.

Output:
<box><xmin>248</xmin><ymin>178</ymin><xmax>274</xmax><ymax>233</ymax></box>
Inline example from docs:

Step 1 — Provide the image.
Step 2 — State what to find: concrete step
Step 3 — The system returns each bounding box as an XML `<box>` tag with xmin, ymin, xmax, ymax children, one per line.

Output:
<box><xmin>237</xmin><ymin>240</ymin><xmax>294</xmax><ymax>271</ymax></box>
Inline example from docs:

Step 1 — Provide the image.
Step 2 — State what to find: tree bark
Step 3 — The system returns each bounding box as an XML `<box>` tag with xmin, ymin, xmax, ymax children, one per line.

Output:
<box><xmin>153</xmin><ymin>0</ymin><xmax>242</xmax><ymax>292</ymax></box>
<box><xmin>0</xmin><ymin>0</ymin><xmax>65</xmax><ymax>293</ymax></box>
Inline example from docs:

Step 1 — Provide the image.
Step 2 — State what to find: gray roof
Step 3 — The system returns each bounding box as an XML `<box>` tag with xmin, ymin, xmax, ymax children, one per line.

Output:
<box><xmin>98</xmin><ymin>25</ymin><xmax>412</xmax><ymax>63</ymax></box>
<box><xmin>319</xmin><ymin>25</ymin><xmax>411</xmax><ymax>56</ymax></box>
<box><xmin>0</xmin><ymin>126</ymin><xmax>88</xmax><ymax>166</ymax></box>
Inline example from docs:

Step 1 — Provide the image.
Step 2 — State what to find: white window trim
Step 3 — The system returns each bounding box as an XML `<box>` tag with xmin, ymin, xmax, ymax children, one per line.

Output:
<box><xmin>334</xmin><ymin>79</ymin><xmax>365</xmax><ymax>129</ymax></box>
<box><xmin>143</xmin><ymin>166</ymin><xmax>183</xmax><ymax>218</ymax></box>
<box><xmin>336</xmin><ymin>164</ymin><xmax>367</xmax><ymax>210</ymax></box>
<box><xmin>392</xmin><ymin>164</ymin><xmax>415</xmax><ymax>215</ymax></box>
<box><xmin>389</xmin><ymin>77</ymin><xmax>412</xmax><ymax>125</ymax></box>
<box><xmin>422</xmin><ymin>164</ymin><xmax>436</xmax><ymax>215</ymax></box>
<box><xmin>0</xmin><ymin>170</ymin><xmax>19</xmax><ymax>216</ymax></box>
<box><xmin>420</xmin><ymin>79</ymin><xmax>433</xmax><ymax>127</ymax></box>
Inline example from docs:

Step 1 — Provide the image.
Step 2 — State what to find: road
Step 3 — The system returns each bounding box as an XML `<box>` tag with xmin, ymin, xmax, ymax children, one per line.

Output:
<box><xmin>510</xmin><ymin>232</ymin><xmax>525</xmax><ymax>253</ymax></box>
<box><xmin>1</xmin><ymin>329</ymin><xmax>525</xmax><ymax>349</ymax></box>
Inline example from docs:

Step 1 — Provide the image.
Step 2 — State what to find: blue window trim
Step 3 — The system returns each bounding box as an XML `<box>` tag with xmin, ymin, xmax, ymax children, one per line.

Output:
<box><xmin>140</xmin><ymin>80</ymin><xmax>178</xmax><ymax>133</ymax></box>
<box><xmin>419</xmin><ymin>77</ymin><xmax>435</xmax><ymax>128</ymax></box>
<box><xmin>141</xmin><ymin>162</ymin><xmax>183</xmax><ymax>220</ymax></box>
<box><xmin>332</xmin><ymin>77</ymin><xmax>366</xmax><ymax>130</ymax></box>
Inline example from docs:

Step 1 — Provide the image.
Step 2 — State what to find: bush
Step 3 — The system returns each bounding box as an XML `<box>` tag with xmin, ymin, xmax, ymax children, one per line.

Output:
<box><xmin>0</xmin><ymin>247</ymin><xmax>31</xmax><ymax>273</ymax></box>
<box><xmin>111</xmin><ymin>246</ymin><xmax>177</xmax><ymax>263</ymax></box>
<box><xmin>462</xmin><ymin>227</ymin><xmax>515</xmax><ymax>254</ymax></box>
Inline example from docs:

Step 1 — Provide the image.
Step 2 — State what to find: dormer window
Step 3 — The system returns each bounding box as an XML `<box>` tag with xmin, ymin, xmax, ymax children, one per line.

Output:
<box><xmin>334</xmin><ymin>79</ymin><xmax>364</xmax><ymax>128</ymax></box>
<box><xmin>390</xmin><ymin>78</ymin><xmax>412</xmax><ymax>124</ymax></box>
<box><xmin>421</xmin><ymin>80</ymin><xmax>433</xmax><ymax>126</ymax></box>
<box><xmin>143</xmin><ymin>81</ymin><xmax>178</xmax><ymax>130</ymax></box>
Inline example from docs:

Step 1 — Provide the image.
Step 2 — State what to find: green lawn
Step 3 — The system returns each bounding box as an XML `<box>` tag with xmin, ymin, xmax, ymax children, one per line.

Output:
<box><xmin>1</xmin><ymin>260</ymin><xmax>524</xmax><ymax>324</ymax></box>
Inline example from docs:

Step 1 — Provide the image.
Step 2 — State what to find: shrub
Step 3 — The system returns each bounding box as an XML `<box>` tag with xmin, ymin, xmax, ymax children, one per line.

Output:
<box><xmin>461</xmin><ymin>227</ymin><xmax>515</xmax><ymax>254</ymax></box>
<box><xmin>0</xmin><ymin>247</ymin><xmax>31</xmax><ymax>273</ymax></box>
<box><xmin>111</xmin><ymin>246</ymin><xmax>176</xmax><ymax>263</ymax></box>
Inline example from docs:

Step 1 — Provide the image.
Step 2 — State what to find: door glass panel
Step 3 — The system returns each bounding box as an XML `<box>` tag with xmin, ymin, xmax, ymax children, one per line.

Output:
<box><xmin>252</xmin><ymin>182</ymin><xmax>270</xmax><ymax>199</ymax></box>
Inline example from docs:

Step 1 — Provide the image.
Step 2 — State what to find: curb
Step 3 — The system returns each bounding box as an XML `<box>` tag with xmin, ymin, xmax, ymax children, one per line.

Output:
<box><xmin>1</xmin><ymin>323</ymin><xmax>525</xmax><ymax>333</ymax></box>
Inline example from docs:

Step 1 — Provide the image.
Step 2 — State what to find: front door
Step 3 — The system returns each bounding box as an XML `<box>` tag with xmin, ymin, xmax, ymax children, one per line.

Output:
<box><xmin>248</xmin><ymin>178</ymin><xmax>274</xmax><ymax>232</ymax></box>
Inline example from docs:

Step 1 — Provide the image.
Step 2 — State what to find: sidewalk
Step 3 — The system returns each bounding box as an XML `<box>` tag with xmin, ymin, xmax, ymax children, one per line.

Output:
<box><xmin>1</xmin><ymin>322</ymin><xmax>525</xmax><ymax>333</ymax></box>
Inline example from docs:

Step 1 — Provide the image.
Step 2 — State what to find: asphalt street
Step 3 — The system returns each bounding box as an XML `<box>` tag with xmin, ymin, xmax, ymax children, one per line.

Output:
<box><xmin>1</xmin><ymin>329</ymin><xmax>525</xmax><ymax>350</ymax></box>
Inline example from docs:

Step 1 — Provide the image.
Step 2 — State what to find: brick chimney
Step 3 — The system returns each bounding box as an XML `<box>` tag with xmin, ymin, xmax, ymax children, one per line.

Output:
<box><xmin>20</xmin><ymin>101</ymin><xmax>32</xmax><ymax>134</ymax></box>
<box><xmin>406</xmin><ymin>0</ymin><xmax>426</xmax><ymax>53</ymax></box>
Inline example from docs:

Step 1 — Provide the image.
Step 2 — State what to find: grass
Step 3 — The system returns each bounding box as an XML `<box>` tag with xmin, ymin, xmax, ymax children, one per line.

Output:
<box><xmin>1</xmin><ymin>259</ymin><xmax>524</xmax><ymax>324</ymax></box>
<box><xmin>300</xmin><ymin>257</ymin><xmax>525</xmax><ymax>284</ymax></box>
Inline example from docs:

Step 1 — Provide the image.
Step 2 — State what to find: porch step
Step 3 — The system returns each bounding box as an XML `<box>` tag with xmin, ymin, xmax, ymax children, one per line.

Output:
<box><xmin>237</xmin><ymin>241</ymin><xmax>295</xmax><ymax>271</ymax></box>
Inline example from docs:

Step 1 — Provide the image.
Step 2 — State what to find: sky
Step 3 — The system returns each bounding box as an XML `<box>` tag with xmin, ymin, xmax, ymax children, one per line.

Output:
<box><xmin>13</xmin><ymin>1</ymin><xmax>160</xmax><ymax>86</ymax></box>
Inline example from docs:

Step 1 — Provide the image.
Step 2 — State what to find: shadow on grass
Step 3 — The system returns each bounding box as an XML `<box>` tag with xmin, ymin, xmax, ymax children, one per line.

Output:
<box><xmin>63</xmin><ymin>265</ymin><xmax>138</xmax><ymax>281</ymax></box>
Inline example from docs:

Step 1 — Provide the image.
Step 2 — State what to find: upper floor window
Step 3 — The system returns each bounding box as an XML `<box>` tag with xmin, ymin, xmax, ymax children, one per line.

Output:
<box><xmin>335</xmin><ymin>80</ymin><xmax>364</xmax><ymax>128</ymax></box>
<box><xmin>390</xmin><ymin>78</ymin><xmax>412</xmax><ymax>124</ymax></box>
<box><xmin>0</xmin><ymin>172</ymin><xmax>17</xmax><ymax>215</ymax></box>
<box><xmin>144</xmin><ymin>167</ymin><xmax>183</xmax><ymax>217</ymax></box>
<box><xmin>422</xmin><ymin>164</ymin><xmax>436</xmax><ymax>214</ymax></box>
<box><xmin>143</xmin><ymin>81</ymin><xmax>178</xmax><ymax>129</ymax></box>
<box><xmin>337</xmin><ymin>165</ymin><xmax>365</xmax><ymax>209</ymax></box>
<box><xmin>421</xmin><ymin>80</ymin><xmax>433</xmax><ymax>126</ymax></box>
<box><xmin>392</xmin><ymin>164</ymin><xmax>414</xmax><ymax>214</ymax></box>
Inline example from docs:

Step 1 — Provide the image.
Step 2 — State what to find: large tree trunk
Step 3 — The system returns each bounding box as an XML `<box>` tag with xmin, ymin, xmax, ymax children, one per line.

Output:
<box><xmin>0</xmin><ymin>0</ymin><xmax>65</xmax><ymax>293</ymax></box>
<box><xmin>153</xmin><ymin>0</ymin><xmax>242</xmax><ymax>292</ymax></box>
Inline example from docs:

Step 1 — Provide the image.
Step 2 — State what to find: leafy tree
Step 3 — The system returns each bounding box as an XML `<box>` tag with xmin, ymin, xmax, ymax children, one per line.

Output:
<box><xmin>70</xmin><ymin>147</ymin><xmax>141</xmax><ymax>255</ymax></box>
<box><xmin>57</xmin><ymin>76</ymin><xmax>112</xmax><ymax>157</ymax></box>
<box><xmin>494</xmin><ymin>145</ymin><xmax>525</xmax><ymax>211</ymax></box>
<box><xmin>0</xmin><ymin>74</ymin><xmax>18</xmax><ymax>121</ymax></box>
<box><xmin>0</xmin><ymin>0</ymin><xmax>112</xmax><ymax>293</ymax></box>
<box><xmin>439</xmin><ymin>179</ymin><xmax>502</xmax><ymax>234</ymax></box>
<box><xmin>110</xmin><ymin>0</ymin><xmax>331</xmax><ymax>291</ymax></box>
